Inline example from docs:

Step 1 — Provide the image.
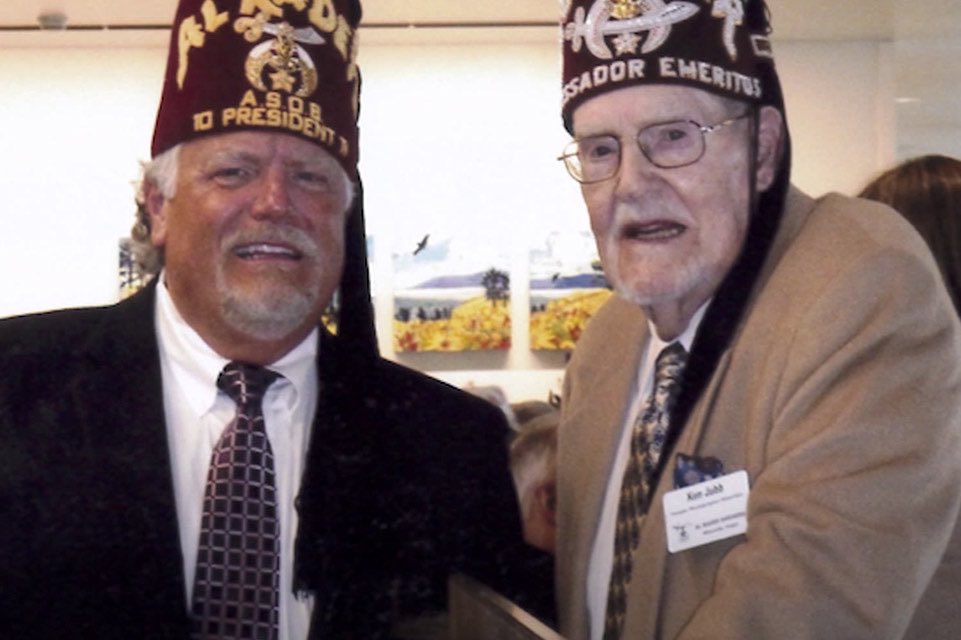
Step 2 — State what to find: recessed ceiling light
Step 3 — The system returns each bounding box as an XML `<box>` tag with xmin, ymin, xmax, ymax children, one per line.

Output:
<box><xmin>37</xmin><ymin>11</ymin><xmax>68</xmax><ymax>30</ymax></box>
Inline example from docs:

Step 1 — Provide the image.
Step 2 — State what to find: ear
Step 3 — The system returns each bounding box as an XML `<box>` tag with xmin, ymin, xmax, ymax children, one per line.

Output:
<box><xmin>755</xmin><ymin>105</ymin><xmax>785</xmax><ymax>192</ymax></box>
<box><xmin>144</xmin><ymin>180</ymin><xmax>169</xmax><ymax>248</ymax></box>
<box><xmin>534</xmin><ymin>480</ymin><xmax>557</xmax><ymax>526</ymax></box>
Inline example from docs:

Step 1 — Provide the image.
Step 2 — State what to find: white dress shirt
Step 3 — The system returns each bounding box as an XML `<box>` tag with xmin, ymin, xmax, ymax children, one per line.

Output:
<box><xmin>586</xmin><ymin>303</ymin><xmax>707</xmax><ymax>640</ymax></box>
<box><xmin>155</xmin><ymin>279</ymin><xmax>318</xmax><ymax>640</ymax></box>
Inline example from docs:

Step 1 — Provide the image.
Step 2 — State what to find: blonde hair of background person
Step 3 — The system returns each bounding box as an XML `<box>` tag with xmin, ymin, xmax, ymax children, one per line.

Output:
<box><xmin>859</xmin><ymin>154</ymin><xmax>961</xmax><ymax>315</ymax></box>
<box><xmin>509</xmin><ymin>408</ymin><xmax>559</xmax><ymax>555</ymax></box>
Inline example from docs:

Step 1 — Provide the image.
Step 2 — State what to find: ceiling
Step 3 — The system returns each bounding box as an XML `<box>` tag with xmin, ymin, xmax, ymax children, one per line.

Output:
<box><xmin>3</xmin><ymin>1</ymin><xmax>960</xmax><ymax>160</ymax></box>
<box><xmin>0</xmin><ymin>1</ymin><xmax>900</xmax><ymax>40</ymax></box>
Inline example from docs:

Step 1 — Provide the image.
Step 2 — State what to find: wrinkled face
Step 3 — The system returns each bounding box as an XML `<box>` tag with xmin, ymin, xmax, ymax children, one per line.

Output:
<box><xmin>573</xmin><ymin>85</ymin><xmax>776</xmax><ymax>314</ymax></box>
<box><xmin>148</xmin><ymin>131</ymin><xmax>352</xmax><ymax>350</ymax></box>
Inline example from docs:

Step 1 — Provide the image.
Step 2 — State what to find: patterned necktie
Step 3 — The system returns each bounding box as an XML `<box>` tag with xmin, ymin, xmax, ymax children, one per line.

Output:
<box><xmin>191</xmin><ymin>362</ymin><xmax>282</xmax><ymax>640</ymax></box>
<box><xmin>603</xmin><ymin>342</ymin><xmax>687</xmax><ymax>640</ymax></box>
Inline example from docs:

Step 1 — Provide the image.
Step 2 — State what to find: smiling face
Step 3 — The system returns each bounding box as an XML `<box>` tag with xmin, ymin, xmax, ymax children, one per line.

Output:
<box><xmin>572</xmin><ymin>85</ymin><xmax>782</xmax><ymax>338</ymax></box>
<box><xmin>146</xmin><ymin>131</ymin><xmax>353</xmax><ymax>363</ymax></box>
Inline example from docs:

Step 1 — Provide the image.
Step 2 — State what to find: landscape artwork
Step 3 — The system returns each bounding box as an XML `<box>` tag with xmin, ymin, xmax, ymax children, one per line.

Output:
<box><xmin>392</xmin><ymin>232</ymin><xmax>511</xmax><ymax>352</ymax></box>
<box><xmin>119</xmin><ymin>237</ymin><xmax>148</xmax><ymax>300</ymax></box>
<box><xmin>529</xmin><ymin>230</ymin><xmax>612</xmax><ymax>350</ymax></box>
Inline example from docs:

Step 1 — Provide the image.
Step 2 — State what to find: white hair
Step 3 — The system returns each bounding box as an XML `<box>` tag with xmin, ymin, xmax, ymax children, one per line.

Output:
<box><xmin>130</xmin><ymin>144</ymin><xmax>181</xmax><ymax>276</ymax></box>
<box><xmin>509</xmin><ymin>417</ymin><xmax>558</xmax><ymax>518</ymax></box>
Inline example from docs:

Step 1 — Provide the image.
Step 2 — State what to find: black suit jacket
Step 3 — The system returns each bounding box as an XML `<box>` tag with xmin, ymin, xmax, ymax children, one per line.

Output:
<box><xmin>0</xmin><ymin>283</ymin><xmax>553</xmax><ymax>638</ymax></box>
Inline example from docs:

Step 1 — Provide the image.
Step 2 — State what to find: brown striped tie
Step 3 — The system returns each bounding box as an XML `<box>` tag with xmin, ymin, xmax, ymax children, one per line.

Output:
<box><xmin>604</xmin><ymin>342</ymin><xmax>687</xmax><ymax>640</ymax></box>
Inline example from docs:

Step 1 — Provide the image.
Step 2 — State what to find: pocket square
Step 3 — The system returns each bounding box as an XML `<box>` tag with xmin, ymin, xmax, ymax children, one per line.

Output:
<box><xmin>674</xmin><ymin>453</ymin><xmax>725</xmax><ymax>489</ymax></box>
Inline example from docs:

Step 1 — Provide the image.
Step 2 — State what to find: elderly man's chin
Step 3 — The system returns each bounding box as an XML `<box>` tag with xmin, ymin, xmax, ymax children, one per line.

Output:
<box><xmin>612</xmin><ymin>280</ymin><xmax>684</xmax><ymax>308</ymax></box>
<box><xmin>605</xmin><ymin>255</ymin><xmax>707</xmax><ymax>310</ymax></box>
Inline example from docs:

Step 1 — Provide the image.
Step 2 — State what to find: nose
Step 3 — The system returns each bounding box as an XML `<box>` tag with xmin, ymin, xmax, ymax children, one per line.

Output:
<box><xmin>613</xmin><ymin>141</ymin><xmax>660</xmax><ymax>202</ymax></box>
<box><xmin>250</xmin><ymin>164</ymin><xmax>292</xmax><ymax>220</ymax></box>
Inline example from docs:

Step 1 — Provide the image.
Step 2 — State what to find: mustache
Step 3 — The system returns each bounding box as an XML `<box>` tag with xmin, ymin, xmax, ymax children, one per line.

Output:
<box><xmin>610</xmin><ymin>202</ymin><xmax>644</xmax><ymax>239</ymax></box>
<box><xmin>222</xmin><ymin>224</ymin><xmax>321</xmax><ymax>261</ymax></box>
<box><xmin>612</xmin><ymin>200</ymin><xmax>657</xmax><ymax>223</ymax></box>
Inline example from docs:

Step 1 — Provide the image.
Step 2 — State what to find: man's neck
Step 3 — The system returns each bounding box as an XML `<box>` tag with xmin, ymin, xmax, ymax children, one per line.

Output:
<box><xmin>644</xmin><ymin>302</ymin><xmax>697</xmax><ymax>342</ymax></box>
<box><xmin>202</xmin><ymin>328</ymin><xmax>313</xmax><ymax>367</ymax></box>
<box><xmin>643</xmin><ymin>295</ymin><xmax>712</xmax><ymax>344</ymax></box>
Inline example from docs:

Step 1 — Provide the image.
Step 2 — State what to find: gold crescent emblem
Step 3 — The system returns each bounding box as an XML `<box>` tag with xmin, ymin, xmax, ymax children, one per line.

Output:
<box><xmin>244</xmin><ymin>21</ymin><xmax>320</xmax><ymax>97</ymax></box>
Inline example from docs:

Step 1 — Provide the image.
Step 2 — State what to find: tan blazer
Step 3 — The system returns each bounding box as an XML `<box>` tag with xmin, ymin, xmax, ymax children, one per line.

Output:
<box><xmin>558</xmin><ymin>188</ymin><xmax>961</xmax><ymax>639</ymax></box>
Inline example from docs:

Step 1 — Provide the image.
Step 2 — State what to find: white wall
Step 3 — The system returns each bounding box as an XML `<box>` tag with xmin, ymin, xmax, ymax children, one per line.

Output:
<box><xmin>0</xmin><ymin>30</ymin><xmax>893</xmax><ymax>401</ymax></box>
<box><xmin>0</xmin><ymin>43</ymin><xmax>164</xmax><ymax>315</ymax></box>
<box><xmin>776</xmin><ymin>40</ymin><xmax>895</xmax><ymax>195</ymax></box>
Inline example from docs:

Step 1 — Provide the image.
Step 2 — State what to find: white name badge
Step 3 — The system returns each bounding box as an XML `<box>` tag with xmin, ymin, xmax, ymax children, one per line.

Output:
<box><xmin>663</xmin><ymin>470</ymin><xmax>749</xmax><ymax>553</ymax></box>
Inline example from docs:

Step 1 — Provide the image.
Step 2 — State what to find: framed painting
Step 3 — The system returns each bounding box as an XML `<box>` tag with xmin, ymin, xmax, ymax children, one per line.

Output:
<box><xmin>529</xmin><ymin>230</ymin><xmax>612</xmax><ymax>350</ymax></box>
<box><xmin>392</xmin><ymin>232</ymin><xmax>511</xmax><ymax>352</ymax></box>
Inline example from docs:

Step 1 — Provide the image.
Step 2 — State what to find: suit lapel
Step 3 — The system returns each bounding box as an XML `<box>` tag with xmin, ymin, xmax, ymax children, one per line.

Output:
<box><xmin>566</xmin><ymin>336</ymin><xmax>646</xmax><ymax>557</ymax></box>
<box><xmin>71</xmin><ymin>282</ymin><xmax>189</xmax><ymax>622</ymax></box>
<box><xmin>559</xmin><ymin>297</ymin><xmax>650</xmax><ymax>635</ymax></box>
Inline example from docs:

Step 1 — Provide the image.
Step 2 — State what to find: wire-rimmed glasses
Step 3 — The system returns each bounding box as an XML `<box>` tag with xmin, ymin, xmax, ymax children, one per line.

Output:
<box><xmin>557</xmin><ymin>112</ymin><xmax>751</xmax><ymax>184</ymax></box>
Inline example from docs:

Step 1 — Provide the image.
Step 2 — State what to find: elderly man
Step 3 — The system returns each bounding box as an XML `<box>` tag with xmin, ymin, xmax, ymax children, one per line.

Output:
<box><xmin>0</xmin><ymin>1</ymin><xmax>551</xmax><ymax>638</ymax></box>
<box><xmin>554</xmin><ymin>1</ymin><xmax>961</xmax><ymax>639</ymax></box>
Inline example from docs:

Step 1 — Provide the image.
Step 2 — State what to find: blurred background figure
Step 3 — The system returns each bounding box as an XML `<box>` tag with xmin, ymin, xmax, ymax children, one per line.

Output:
<box><xmin>509</xmin><ymin>401</ymin><xmax>559</xmax><ymax>555</ymax></box>
<box><xmin>465</xmin><ymin>384</ymin><xmax>520</xmax><ymax>431</ymax></box>
<box><xmin>859</xmin><ymin>154</ymin><xmax>961</xmax><ymax>315</ymax></box>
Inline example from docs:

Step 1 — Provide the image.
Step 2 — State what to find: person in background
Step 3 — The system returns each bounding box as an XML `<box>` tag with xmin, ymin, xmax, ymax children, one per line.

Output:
<box><xmin>509</xmin><ymin>401</ymin><xmax>560</xmax><ymax>555</ymax></box>
<box><xmin>0</xmin><ymin>1</ymin><xmax>551</xmax><ymax>637</ymax></box>
<box><xmin>465</xmin><ymin>384</ymin><xmax>521</xmax><ymax>431</ymax></box>
<box><xmin>553</xmin><ymin>1</ymin><xmax>961</xmax><ymax>639</ymax></box>
<box><xmin>859</xmin><ymin>154</ymin><xmax>961</xmax><ymax>315</ymax></box>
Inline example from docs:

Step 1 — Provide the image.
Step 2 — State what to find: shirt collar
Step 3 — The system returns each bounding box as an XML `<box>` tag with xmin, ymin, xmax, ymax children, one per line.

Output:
<box><xmin>155</xmin><ymin>272</ymin><xmax>319</xmax><ymax>417</ymax></box>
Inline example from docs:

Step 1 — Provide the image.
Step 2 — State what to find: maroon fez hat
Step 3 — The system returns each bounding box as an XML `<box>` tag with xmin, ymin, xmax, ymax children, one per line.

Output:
<box><xmin>151</xmin><ymin>0</ymin><xmax>361</xmax><ymax>177</ymax></box>
<box><xmin>560</xmin><ymin>0</ymin><xmax>781</xmax><ymax>130</ymax></box>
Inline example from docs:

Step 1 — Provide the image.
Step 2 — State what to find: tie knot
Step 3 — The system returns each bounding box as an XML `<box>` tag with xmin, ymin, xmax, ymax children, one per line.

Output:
<box><xmin>654</xmin><ymin>342</ymin><xmax>687</xmax><ymax>388</ymax></box>
<box><xmin>217</xmin><ymin>361</ymin><xmax>281</xmax><ymax>407</ymax></box>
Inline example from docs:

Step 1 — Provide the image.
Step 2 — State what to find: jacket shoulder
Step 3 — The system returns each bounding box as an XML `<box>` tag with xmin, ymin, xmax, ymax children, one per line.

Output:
<box><xmin>787</xmin><ymin>191</ymin><xmax>933</xmax><ymax>265</ymax></box>
<box><xmin>567</xmin><ymin>293</ymin><xmax>645</xmax><ymax>378</ymax></box>
<box><xmin>320</xmin><ymin>331</ymin><xmax>507</xmax><ymax>427</ymax></box>
<box><xmin>0</xmin><ymin>306</ymin><xmax>114</xmax><ymax>358</ymax></box>
<box><xmin>345</xmin><ymin>355</ymin><xmax>509</xmax><ymax>431</ymax></box>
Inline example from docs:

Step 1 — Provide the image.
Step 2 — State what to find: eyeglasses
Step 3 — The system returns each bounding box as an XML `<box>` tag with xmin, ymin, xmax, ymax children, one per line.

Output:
<box><xmin>557</xmin><ymin>112</ymin><xmax>751</xmax><ymax>184</ymax></box>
